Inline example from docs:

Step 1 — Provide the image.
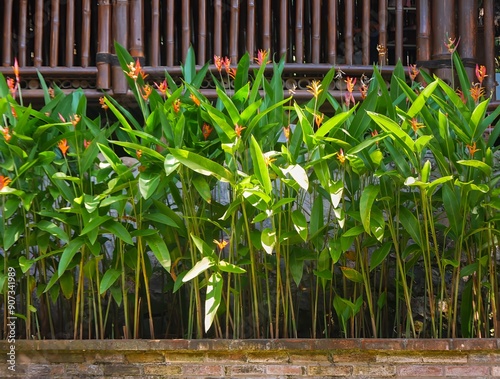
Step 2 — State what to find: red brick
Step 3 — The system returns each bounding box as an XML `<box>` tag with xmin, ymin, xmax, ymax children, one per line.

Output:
<box><xmin>452</xmin><ymin>339</ymin><xmax>497</xmax><ymax>351</ymax></box>
<box><xmin>406</xmin><ymin>339</ymin><xmax>451</xmax><ymax>351</ymax></box>
<box><xmin>492</xmin><ymin>366</ymin><xmax>500</xmax><ymax>376</ymax></box>
<box><xmin>445</xmin><ymin>365</ymin><xmax>490</xmax><ymax>376</ymax></box>
<box><xmin>333</xmin><ymin>352</ymin><xmax>377</xmax><ymax>363</ymax></box>
<box><xmin>143</xmin><ymin>364</ymin><xmax>182</xmax><ymax>376</ymax></box>
<box><xmin>314</xmin><ymin>339</ymin><xmax>361</xmax><ymax>350</ymax></box>
<box><xmin>423</xmin><ymin>354</ymin><xmax>467</xmax><ymax>363</ymax></box>
<box><xmin>362</xmin><ymin>339</ymin><xmax>405</xmax><ymax>350</ymax></box>
<box><xmin>288</xmin><ymin>352</ymin><xmax>331</xmax><ymax>363</ymax></box>
<box><xmin>398</xmin><ymin>364</ymin><xmax>444</xmax><ymax>376</ymax></box>
<box><xmin>247</xmin><ymin>351</ymin><xmax>289</xmax><ymax>363</ymax></box>
<box><xmin>352</xmin><ymin>364</ymin><xmax>396</xmax><ymax>377</ymax></box>
<box><xmin>266</xmin><ymin>364</ymin><xmax>304</xmax><ymax>375</ymax></box>
<box><xmin>182</xmin><ymin>364</ymin><xmax>224</xmax><ymax>376</ymax></box>
<box><xmin>230</xmin><ymin>364</ymin><xmax>266</xmax><ymax>375</ymax></box>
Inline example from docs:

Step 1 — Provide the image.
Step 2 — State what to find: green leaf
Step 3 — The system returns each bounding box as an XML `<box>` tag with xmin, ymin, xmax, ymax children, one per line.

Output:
<box><xmin>292</xmin><ymin>209</ymin><xmax>308</xmax><ymax>241</ymax></box>
<box><xmin>170</xmin><ymin>148</ymin><xmax>234</xmax><ymax>184</ymax></box>
<box><xmin>340</xmin><ymin>267</ymin><xmax>364</xmax><ymax>283</ymax></box>
<box><xmin>370</xmin><ymin>242</ymin><xmax>392</xmax><ymax>271</ymax></box>
<box><xmin>145</xmin><ymin>233</ymin><xmax>171</xmax><ymax>272</ymax></box>
<box><xmin>249</xmin><ymin>135</ymin><xmax>273</xmax><ymax>195</ymax></box>
<box><xmin>218</xmin><ymin>260</ymin><xmax>246</xmax><ymax>274</ymax></box>
<box><xmin>102</xmin><ymin>220</ymin><xmax>134</xmax><ymax>245</ymax></box>
<box><xmin>99</xmin><ymin>269</ymin><xmax>122</xmax><ymax>294</ymax></box>
<box><xmin>19</xmin><ymin>256</ymin><xmax>34</xmax><ymax>274</ymax></box>
<box><xmin>315</xmin><ymin>105</ymin><xmax>357</xmax><ymax>138</ymax></box>
<box><xmin>192</xmin><ymin>175</ymin><xmax>212</xmax><ymax>203</ymax></box>
<box><xmin>457</xmin><ymin>160</ymin><xmax>492</xmax><ymax>176</ymax></box>
<box><xmin>204</xmin><ymin>272</ymin><xmax>223</xmax><ymax>332</ymax></box>
<box><xmin>139</xmin><ymin>171</ymin><xmax>161</xmax><ymax>200</ymax></box>
<box><xmin>58</xmin><ymin>237</ymin><xmax>85</xmax><ymax>276</ymax></box>
<box><xmin>182</xmin><ymin>257</ymin><xmax>215</xmax><ymax>282</ymax></box>
<box><xmin>360</xmin><ymin>184</ymin><xmax>379</xmax><ymax>235</ymax></box>
<box><xmin>398</xmin><ymin>207</ymin><xmax>422</xmax><ymax>247</ymax></box>
<box><xmin>60</xmin><ymin>271</ymin><xmax>74</xmax><ymax>299</ymax></box>
<box><xmin>261</xmin><ymin>228</ymin><xmax>276</xmax><ymax>255</ymax></box>
<box><xmin>36</xmin><ymin>220</ymin><xmax>69</xmax><ymax>243</ymax></box>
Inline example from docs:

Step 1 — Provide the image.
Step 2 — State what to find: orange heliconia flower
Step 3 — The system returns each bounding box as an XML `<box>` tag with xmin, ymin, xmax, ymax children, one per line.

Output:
<box><xmin>234</xmin><ymin>124</ymin><xmax>246</xmax><ymax>137</ymax></box>
<box><xmin>124</xmin><ymin>59</ymin><xmax>148</xmax><ymax>81</ymax></box>
<box><xmin>136</xmin><ymin>150</ymin><xmax>143</xmax><ymax>159</ymax></box>
<box><xmin>307</xmin><ymin>80</ymin><xmax>322</xmax><ymax>99</ymax></box>
<box><xmin>466</xmin><ymin>142</ymin><xmax>480</xmax><ymax>157</ymax></box>
<box><xmin>283</xmin><ymin>126</ymin><xmax>291</xmax><ymax>142</ymax></box>
<box><xmin>255</xmin><ymin>49</ymin><xmax>270</xmax><ymax>66</ymax></box>
<box><xmin>445</xmin><ymin>36</ymin><xmax>460</xmax><ymax>54</ymax></box>
<box><xmin>190</xmin><ymin>93</ymin><xmax>201</xmax><ymax>106</ymax></box>
<box><xmin>141</xmin><ymin>84</ymin><xmax>152</xmax><ymax>101</ymax></box>
<box><xmin>10</xmin><ymin>107</ymin><xmax>17</xmax><ymax>119</ymax></box>
<box><xmin>223</xmin><ymin>57</ymin><xmax>231</xmax><ymax>73</ymax></box>
<box><xmin>2</xmin><ymin>127</ymin><xmax>12</xmax><ymax>143</ymax></box>
<box><xmin>408</xmin><ymin>64</ymin><xmax>420</xmax><ymax>82</ymax></box>
<box><xmin>360</xmin><ymin>83</ymin><xmax>369</xmax><ymax>100</ymax></box>
<box><xmin>70</xmin><ymin>114</ymin><xmax>81</xmax><ymax>127</ymax></box>
<box><xmin>13</xmin><ymin>58</ymin><xmax>20</xmax><ymax>83</ymax></box>
<box><xmin>213</xmin><ymin>239</ymin><xmax>228</xmax><ymax>251</ymax></box>
<box><xmin>202</xmin><ymin>123</ymin><xmax>213</xmax><ymax>140</ymax></box>
<box><xmin>84</xmin><ymin>139</ymin><xmax>91</xmax><ymax>149</ymax></box>
<box><xmin>214</xmin><ymin>55</ymin><xmax>223</xmax><ymax>72</ymax></box>
<box><xmin>336</xmin><ymin>148</ymin><xmax>346</xmax><ymax>164</ymax></box>
<box><xmin>0</xmin><ymin>175</ymin><xmax>12</xmax><ymax>190</ymax></box>
<box><xmin>99</xmin><ymin>96</ymin><xmax>109</xmax><ymax>110</ymax></box>
<box><xmin>155</xmin><ymin>80</ymin><xmax>168</xmax><ymax>95</ymax></box>
<box><xmin>475</xmin><ymin>64</ymin><xmax>487</xmax><ymax>85</ymax></box>
<box><xmin>48</xmin><ymin>87</ymin><xmax>55</xmax><ymax>99</ymax></box>
<box><xmin>58</xmin><ymin>139</ymin><xmax>70</xmax><ymax>156</ymax></box>
<box><xmin>345</xmin><ymin>77</ymin><xmax>356</xmax><ymax>93</ymax></box>
<box><xmin>6</xmin><ymin>78</ymin><xmax>16</xmax><ymax>97</ymax></box>
<box><xmin>173</xmin><ymin>99</ymin><xmax>181</xmax><ymax>113</ymax></box>
<box><xmin>470</xmin><ymin>83</ymin><xmax>485</xmax><ymax>103</ymax></box>
<box><xmin>228</xmin><ymin>67</ymin><xmax>237</xmax><ymax>79</ymax></box>
<box><xmin>410</xmin><ymin>118</ymin><xmax>425</xmax><ymax>133</ymax></box>
<box><xmin>315</xmin><ymin>113</ymin><xmax>324</xmax><ymax>128</ymax></box>
<box><xmin>456</xmin><ymin>89</ymin><xmax>467</xmax><ymax>104</ymax></box>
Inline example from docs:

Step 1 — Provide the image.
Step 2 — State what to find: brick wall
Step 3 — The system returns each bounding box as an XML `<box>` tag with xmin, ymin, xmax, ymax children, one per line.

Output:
<box><xmin>0</xmin><ymin>339</ymin><xmax>499</xmax><ymax>378</ymax></box>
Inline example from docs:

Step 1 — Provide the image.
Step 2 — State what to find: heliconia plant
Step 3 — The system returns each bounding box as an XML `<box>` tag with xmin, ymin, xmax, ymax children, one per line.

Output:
<box><xmin>0</xmin><ymin>41</ymin><xmax>498</xmax><ymax>340</ymax></box>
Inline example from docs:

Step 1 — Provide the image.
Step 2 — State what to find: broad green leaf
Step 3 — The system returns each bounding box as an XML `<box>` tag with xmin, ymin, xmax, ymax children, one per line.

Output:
<box><xmin>292</xmin><ymin>209</ymin><xmax>308</xmax><ymax>242</ymax></box>
<box><xmin>261</xmin><ymin>228</ymin><xmax>276</xmax><ymax>255</ymax></box>
<box><xmin>315</xmin><ymin>105</ymin><xmax>357</xmax><ymax>138</ymax></box>
<box><xmin>204</xmin><ymin>272</ymin><xmax>223</xmax><ymax>332</ymax></box>
<box><xmin>102</xmin><ymin>220</ymin><xmax>134</xmax><ymax>245</ymax></box>
<box><xmin>19</xmin><ymin>256</ymin><xmax>34</xmax><ymax>274</ymax></box>
<box><xmin>249</xmin><ymin>135</ymin><xmax>273</xmax><ymax>195</ymax></box>
<box><xmin>192</xmin><ymin>175</ymin><xmax>212</xmax><ymax>203</ymax></box>
<box><xmin>99</xmin><ymin>269</ymin><xmax>122</xmax><ymax>294</ymax></box>
<box><xmin>281</xmin><ymin>164</ymin><xmax>309</xmax><ymax>191</ymax></box>
<box><xmin>370</xmin><ymin>242</ymin><xmax>392</xmax><ymax>271</ymax></box>
<box><xmin>340</xmin><ymin>267</ymin><xmax>364</xmax><ymax>283</ymax></box>
<box><xmin>457</xmin><ymin>159</ymin><xmax>492</xmax><ymax>176</ymax></box>
<box><xmin>218</xmin><ymin>260</ymin><xmax>246</xmax><ymax>274</ymax></box>
<box><xmin>398</xmin><ymin>207</ymin><xmax>422</xmax><ymax>247</ymax></box>
<box><xmin>36</xmin><ymin>220</ymin><xmax>69</xmax><ymax>243</ymax></box>
<box><xmin>58</xmin><ymin>237</ymin><xmax>86</xmax><ymax>276</ymax></box>
<box><xmin>360</xmin><ymin>184</ymin><xmax>379</xmax><ymax>235</ymax></box>
<box><xmin>145</xmin><ymin>233</ymin><xmax>171</xmax><ymax>272</ymax></box>
<box><xmin>60</xmin><ymin>271</ymin><xmax>74</xmax><ymax>299</ymax></box>
<box><xmin>139</xmin><ymin>171</ymin><xmax>161</xmax><ymax>200</ymax></box>
<box><xmin>182</xmin><ymin>257</ymin><xmax>215</xmax><ymax>282</ymax></box>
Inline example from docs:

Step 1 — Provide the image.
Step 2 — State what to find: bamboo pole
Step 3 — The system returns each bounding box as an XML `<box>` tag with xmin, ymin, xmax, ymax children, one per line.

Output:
<box><xmin>97</xmin><ymin>0</ymin><xmax>111</xmax><ymax>89</ymax></box>
<box><xmin>166</xmin><ymin>0</ymin><xmax>174</xmax><ymax>65</ymax></box>
<box><xmin>112</xmin><ymin>0</ymin><xmax>129</xmax><ymax>95</ymax></box>
<box><xmin>279</xmin><ymin>0</ymin><xmax>288</xmax><ymax>61</ymax></box>
<box><xmin>328</xmin><ymin>0</ymin><xmax>337</xmax><ymax>64</ymax></box>
<box><xmin>198</xmin><ymin>0</ymin><xmax>206</xmax><ymax>64</ymax></box>
<box><xmin>263</xmin><ymin>0</ymin><xmax>271</xmax><ymax>51</ymax></box>
<box><xmin>362</xmin><ymin>0</ymin><xmax>370</xmax><ymax>65</ymax></box>
<box><xmin>3</xmin><ymin>0</ymin><xmax>13</xmax><ymax>66</ymax></box>
<box><xmin>181</xmin><ymin>0</ymin><xmax>190</xmax><ymax>61</ymax></box>
<box><xmin>81</xmin><ymin>0</ymin><xmax>91</xmax><ymax>67</ymax></box>
<box><xmin>50</xmin><ymin>0</ymin><xmax>60</xmax><ymax>67</ymax></box>
<box><xmin>214</xmin><ymin>0</ymin><xmax>222</xmax><ymax>56</ymax></box>
<box><xmin>395</xmin><ymin>0</ymin><xmax>403</xmax><ymax>63</ymax></box>
<box><xmin>151</xmin><ymin>0</ymin><xmax>160</xmax><ymax>67</ymax></box>
<box><xmin>312</xmin><ymin>0</ymin><xmax>321</xmax><ymax>63</ymax></box>
<box><xmin>247</xmin><ymin>0</ymin><xmax>256</xmax><ymax>57</ymax></box>
<box><xmin>345</xmin><ymin>0</ymin><xmax>354</xmax><ymax>65</ymax></box>
<box><xmin>129</xmin><ymin>0</ymin><xmax>144</xmax><ymax>59</ymax></box>
<box><xmin>34</xmin><ymin>0</ymin><xmax>44</xmax><ymax>67</ymax></box>
<box><xmin>483</xmin><ymin>0</ymin><xmax>495</xmax><ymax>99</ymax></box>
<box><xmin>295</xmin><ymin>0</ymin><xmax>304</xmax><ymax>63</ymax></box>
<box><xmin>230</xmin><ymin>0</ymin><xmax>239</xmax><ymax>62</ymax></box>
<box><xmin>416</xmin><ymin>0</ymin><xmax>431</xmax><ymax>63</ymax></box>
<box><xmin>66</xmin><ymin>0</ymin><xmax>75</xmax><ymax>67</ymax></box>
<box><xmin>378</xmin><ymin>0</ymin><xmax>388</xmax><ymax>65</ymax></box>
<box><xmin>19</xmin><ymin>0</ymin><xmax>28</xmax><ymax>66</ymax></box>
<box><xmin>431</xmin><ymin>0</ymin><xmax>455</xmax><ymax>82</ymax></box>
<box><xmin>458</xmin><ymin>0</ymin><xmax>477</xmax><ymax>82</ymax></box>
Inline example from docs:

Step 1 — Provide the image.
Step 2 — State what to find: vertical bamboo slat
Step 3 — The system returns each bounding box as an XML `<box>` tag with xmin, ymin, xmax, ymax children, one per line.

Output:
<box><xmin>198</xmin><ymin>0</ymin><xmax>207</xmax><ymax>64</ymax></box>
<box><xmin>19</xmin><ymin>0</ymin><xmax>28</xmax><ymax>66</ymax></box>
<box><xmin>378</xmin><ymin>0</ymin><xmax>387</xmax><ymax>65</ymax></box>
<box><xmin>113</xmin><ymin>0</ymin><xmax>129</xmax><ymax>95</ymax></box>
<box><xmin>362</xmin><ymin>0</ymin><xmax>370</xmax><ymax>65</ymax></box>
<box><xmin>328</xmin><ymin>0</ymin><xmax>337</xmax><ymax>64</ymax></box>
<box><xmin>312</xmin><ymin>0</ymin><xmax>320</xmax><ymax>63</ymax></box>
<box><xmin>50</xmin><ymin>0</ymin><xmax>60</xmax><ymax>67</ymax></box>
<box><xmin>66</xmin><ymin>0</ymin><xmax>75</xmax><ymax>66</ymax></box>
<box><xmin>458</xmin><ymin>0</ymin><xmax>477</xmax><ymax>81</ymax></box>
<box><xmin>97</xmin><ymin>0</ymin><xmax>111</xmax><ymax>89</ymax></box>
<box><xmin>247</xmin><ymin>1</ymin><xmax>256</xmax><ymax>57</ymax></box>
<box><xmin>129</xmin><ymin>0</ymin><xmax>144</xmax><ymax>59</ymax></box>
<box><xmin>151</xmin><ymin>0</ymin><xmax>160</xmax><ymax>66</ymax></box>
<box><xmin>262</xmin><ymin>0</ymin><xmax>271</xmax><ymax>51</ymax></box>
<box><xmin>295</xmin><ymin>0</ymin><xmax>304</xmax><ymax>63</ymax></box>
<box><xmin>229</xmin><ymin>0</ymin><xmax>239</xmax><ymax>62</ymax></box>
<box><xmin>345</xmin><ymin>0</ymin><xmax>354</xmax><ymax>65</ymax></box>
<box><xmin>483</xmin><ymin>0</ymin><xmax>495</xmax><ymax>99</ymax></box>
<box><xmin>395</xmin><ymin>0</ymin><xmax>403</xmax><ymax>63</ymax></box>
<box><xmin>3</xmin><ymin>0</ymin><xmax>13</xmax><ymax>66</ymax></box>
<box><xmin>214</xmin><ymin>0</ymin><xmax>222</xmax><ymax>56</ymax></box>
<box><xmin>181</xmin><ymin>0</ymin><xmax>190</xmax><ymax>61</ymax></box>
<box><xmin>81</xmin><ymin>0</ymin><xmax>91</xmax><ymax>67</ymax></box>
<box><xmin>34</xmin><ymin>0</ymin><xmax>44</xmax><ymax>67</ymax></box>
<box><xmin>166</xmin><ymin>0</ymin><xmax>175</xmax><ymax>66</ymax></box>
<box><xmin>416</xmin><ymin>0</ymin><xmax>431</xmax><ymax>63</ymax></box>
<box><xmin>279</xmin><ymin>0</ymin><xmax>288</xmax><ymax>61</ymax></box>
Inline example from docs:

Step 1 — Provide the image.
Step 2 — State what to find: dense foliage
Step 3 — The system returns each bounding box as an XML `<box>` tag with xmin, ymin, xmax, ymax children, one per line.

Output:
<box><xmin>1</xmin><ymin>43</ymin><xmax>499</xmax><ymax>340</ymax></box>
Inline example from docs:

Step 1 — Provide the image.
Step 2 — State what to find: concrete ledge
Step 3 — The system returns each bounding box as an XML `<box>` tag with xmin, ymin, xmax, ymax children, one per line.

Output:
<box><xmin>1</xmin><ymin>339</ymin><xmax>499</xmax><ymax>378</ymax></box>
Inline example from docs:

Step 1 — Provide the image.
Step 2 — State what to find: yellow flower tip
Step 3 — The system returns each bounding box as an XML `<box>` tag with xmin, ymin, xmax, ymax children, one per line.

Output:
<box><xmin>410</xmin><ymin>118</ymin><xmax>425</xmax><ymax>133</ymax></box>
<box><xmin>336</xmin><ymin>148</ymin><xmax>346</xmax><ymax>164</ymax></box>
<box><xmin>234</xmin><ymin>124</ymin><xmax>246</xmax><ymax>138</ymax></box>
<box><xmin>466</xmin><ymin>142</ymin><xmax>480</xmax><ymax>157</ymax></box>
<box><xmin>306</xmin><ymin>80</ymin><xmax>323</xmax><ymax>99</ymax></box>
<box><xmin>213</xmin><ymin>239</ymin><xmax>228</xmax><ymax>251</ymax></box>
<box><xmin>190</xmin><ymin>93</ymin><xmax>201</xmax><ymax>107</ymax></box>
<box><xmin>255</xmin><ymin>49</ymin><xmax>270</xmax><ymax>66</ymax></box>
